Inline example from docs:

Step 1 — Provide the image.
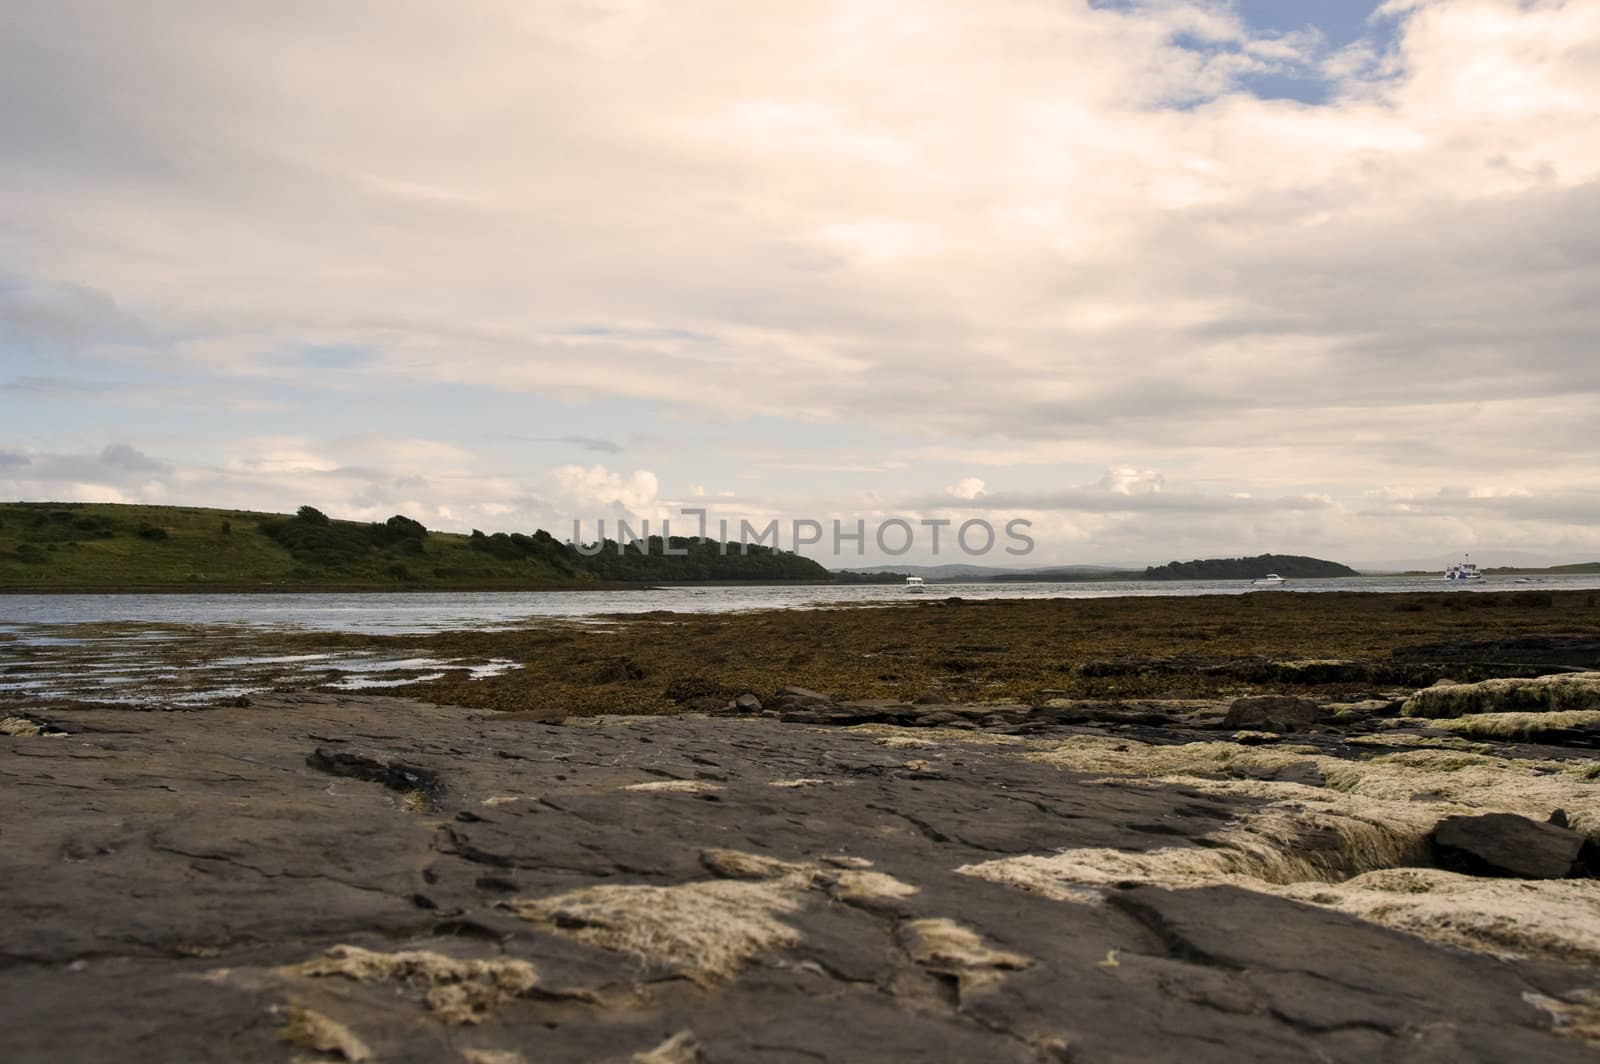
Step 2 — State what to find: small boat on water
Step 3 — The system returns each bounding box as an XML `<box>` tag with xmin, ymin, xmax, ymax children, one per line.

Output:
<box><xmin>904</xmin><ymin>576</ymin><xmax>926</xmax><ymax>593</ymax></box>
<box><xmin>1251</xmin><ymin>573</ymin><xmax>1286</xmax><ymax>587</ymax></box>
<box><xmin>1443</xmin><ymin>556</ymin><xmax>1483</xmax><ymax>581</ymax></box>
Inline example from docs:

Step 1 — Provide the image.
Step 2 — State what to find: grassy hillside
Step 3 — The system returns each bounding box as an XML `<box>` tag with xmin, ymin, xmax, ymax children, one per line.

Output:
<box><xmin>0</xmin><ymin>502</ymin><xmax>829</xmax><ymax>590</ymax></box>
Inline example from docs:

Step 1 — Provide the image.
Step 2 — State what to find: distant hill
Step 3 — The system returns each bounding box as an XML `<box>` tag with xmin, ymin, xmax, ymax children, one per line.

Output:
<box><xmin>1360</xmin><ymin>550</ymin><xmax>1578</xmax><ymax>573</ymax></box>
<box><xmin>989</xmin><ymin>566</ymin><xmax>1141</xmax><ymax>583</ymax></box>
<box><xmin>841</xmin><ymin>563</ymin><xmax>1141</xmax><ymax>583</ymax></box>
<box><xmin>832</xmin><ymin>570</ymin><xmax>909</xmax><ymax>584</ymax></box>
<box><xmin>1483</xmin><ymin>561</ymin><xmax>1600</xmax><ymax>576</ymax></box>
<box><xmin>0</xmin><ymin>502</ymin><xmax>828</xmax><ymax>590</ymax></box>
<box><xmin>837</xmin><ymin>563</ymin><xmax>1005</xmax><ymax>579</ymax></box>
<box><xmin>1143</xmin><ymin>554</ymin><xmax>1358</xmax><ymax>581</ymax></box>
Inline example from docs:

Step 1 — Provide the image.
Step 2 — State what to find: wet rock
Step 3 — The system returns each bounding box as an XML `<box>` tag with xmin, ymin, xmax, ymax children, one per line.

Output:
<box><xmin>773</xmin><ymin>685</ymin><xmax>833</xmax><ymax>709</ymax></box>
<box><xmin>1106</xmin><ymin>885</ymin><xmax>1583</xmax><ymax>1059</ymax></box>
<box><xmin>307</xmin><ymin>745</ymin><xmax>445</xmax><ymax>802</ymax></box>
<box><xmin>1229</xmin><ymin>760</ymin><xmax>1324</xmax><ymax>787</ymax></box>
<box><xmin>1037</xmin><ymin>699</ymin><xmax>1198</xmax><ymax>728</ymax></box>
<box><xmin>1430</xmin><ymin>813</ymin><xmax>1590</xmax><ymax>879</ymax></box>
<box><xmin>1221</xmin><ymin>696</ymin><xmax>1322</xmax><ymax>732</ymax></box>
<box><xmin>732</xmin><ymin>693</ymin><xmax>762</xmax><ymax>713</ymax></box>
<box><xmin>3</xmin><ymin>694</ymin><xmax>1596</xmax><ymax>1062</ymax></box>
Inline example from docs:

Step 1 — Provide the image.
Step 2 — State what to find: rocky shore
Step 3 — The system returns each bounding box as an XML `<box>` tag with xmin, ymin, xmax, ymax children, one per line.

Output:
<box><xmin>5</xmin><ymin>649</ymin><xmax>1600</xmax><ymax>1060</ymax></box>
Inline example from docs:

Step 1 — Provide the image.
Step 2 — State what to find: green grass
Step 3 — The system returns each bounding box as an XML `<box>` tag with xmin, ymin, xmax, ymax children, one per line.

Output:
<box><xmin>0</xmin><ymin>501</ymin><xmax>834</xmax><ymax>590</ymax></box>
<box><xmin>0</xmin><ymin>501</ymin><xmax>596</xmax><ymax>590</ymax></box>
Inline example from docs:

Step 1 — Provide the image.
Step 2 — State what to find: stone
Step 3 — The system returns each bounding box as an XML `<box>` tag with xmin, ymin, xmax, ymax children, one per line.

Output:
<box><xmin>1220</xmin><ymin>696</ymin><xmax>1322</xmax><ymax>732</ymax></box>
<box><xmin>773</xmin><ymin>686</ymin><xmax>833</xmax><ymax>708</ymax></box>
<box><xmin>1430</xmin><ymin>813</ymin><xmax>1587</xmax><ymax>880</ymax></box>
<box><xmin>1230</xmin><ymin>760</ymin><xmax>1324</xmax><ymax>787</ymax></box>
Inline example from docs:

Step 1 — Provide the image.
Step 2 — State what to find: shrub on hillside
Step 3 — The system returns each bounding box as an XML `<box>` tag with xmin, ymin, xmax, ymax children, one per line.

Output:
<box><xmin>468</xmin><ymin>528</ymin><xmax>575</xmax><ymax>573</ymax></box>
<box><xmin>261</xmin><ymin>507</ymin><xmax>430</xmax><ymax>568</ymax></box>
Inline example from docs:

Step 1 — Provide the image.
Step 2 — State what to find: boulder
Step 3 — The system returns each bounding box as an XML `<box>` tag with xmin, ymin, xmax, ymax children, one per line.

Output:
<box><xmin>732</xmin><ymin>692</ymin><xmax>762</xmax><ymax>713</ymax></box>
<box><xmin>1230</xmin><ymin>760</ymin><xmax>1324</xmax><ymax>787</ymax></box>
<box><xmin>773</xmin><ymin>686</ymin><xmax>833</xmax><ymax>709</ymax></box>
<box><xmin>1220</xmin><ymin>696</ymin><xmax>1322</xmax><ymax>732</ymax></box>
<box><xmin>1429</xmin><ymin>813</ymin><xmax>1589</xmax><ymax>879</ymax></box>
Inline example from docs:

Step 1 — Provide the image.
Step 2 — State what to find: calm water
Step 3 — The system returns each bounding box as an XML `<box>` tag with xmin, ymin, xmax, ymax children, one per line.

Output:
<box><xmin>5</xmin><ymin>576</ymin><xmax>1596</xmax><ymax>705</ymax></box>
<box><xmin>4</xmin><ymin>574</ymin><xmax>1598</xmax><ymax>634</ymax></box>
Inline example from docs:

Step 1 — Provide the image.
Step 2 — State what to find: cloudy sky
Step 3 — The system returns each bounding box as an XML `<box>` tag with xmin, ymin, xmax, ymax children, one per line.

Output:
<box><xmin>2</xmin><ymin>0</ymin><xmax>1597</xmax><ymax>567</ymax></box>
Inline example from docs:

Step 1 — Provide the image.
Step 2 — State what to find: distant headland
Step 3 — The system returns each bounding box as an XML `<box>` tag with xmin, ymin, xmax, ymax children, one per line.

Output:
<box><xmin>0</xmin><ymin>502</ymin><xmax>830</xmax><ymax>591</ymax></box>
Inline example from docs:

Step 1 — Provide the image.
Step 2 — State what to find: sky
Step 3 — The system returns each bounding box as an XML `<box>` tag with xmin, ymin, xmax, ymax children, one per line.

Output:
<box><xmin>2</xmin><ymin>0</ymin><xmax>1598</xmax><ymax>568</ymax></box>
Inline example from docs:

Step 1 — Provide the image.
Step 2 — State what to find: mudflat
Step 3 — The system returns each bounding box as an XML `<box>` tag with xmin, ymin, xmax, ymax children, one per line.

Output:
<box><xmin>4</xmin><ymin>590</ymin><xmax>1600</xmax><ymax>1061</ymax></box>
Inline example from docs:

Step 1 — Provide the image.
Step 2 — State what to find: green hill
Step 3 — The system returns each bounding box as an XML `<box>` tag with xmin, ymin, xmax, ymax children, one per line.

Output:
<box><xmin>1143</xmin><ymin>554</ymin><xmax>1358</xmax><ymax>581</ymax></box>
<box><xmin>1484</xmin><ymin>561</ymin><xmax>1600</xmax><ymax>576</ymax></box>
<box><xmin>0</xmin><ymin>502</ymin><xmax>829</xmax><ymax>590</ymax></box>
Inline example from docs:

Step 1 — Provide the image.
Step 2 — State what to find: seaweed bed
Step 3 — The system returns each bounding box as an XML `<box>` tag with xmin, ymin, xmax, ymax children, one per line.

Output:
<box><xmin>376</xmin><ymin>588</ymin><xmax>1593</xmax><ymax>714</ymax></box>
<box><xmin>7</xmin><ymin>588</ymin><xmax>1597</xmax><ymax>714</ymax></box>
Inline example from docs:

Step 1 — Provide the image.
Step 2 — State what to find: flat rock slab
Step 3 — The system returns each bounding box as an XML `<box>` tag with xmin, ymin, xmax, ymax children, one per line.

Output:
<box><xmin>1431</xmin><ymin>813</ymin><xmax>1592</xmax><ymax>879</ymax></box>
<box><xmin>0</xmin><ymin>694</ymin><xmax>1594</xmax><ymax>1063</ymax></box>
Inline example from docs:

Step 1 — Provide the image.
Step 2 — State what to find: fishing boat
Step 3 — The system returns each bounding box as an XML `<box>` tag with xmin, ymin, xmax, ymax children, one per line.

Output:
<box><xmin>1251</xmin><ymin>573</ymin><xmax>1286</xmax><ymax>587</ymax></box>
<box><xmin>1443</xmin><ymin>556</ymin><xmax>1482</xmax><ymax>581</ymax></box>
<box><xmin>904</xmin><ymin>576</ymin><xmax>926</xmax><ymax>593</ymax></box>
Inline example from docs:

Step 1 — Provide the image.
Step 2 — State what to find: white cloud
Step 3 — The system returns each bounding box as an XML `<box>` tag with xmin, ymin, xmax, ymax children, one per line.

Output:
<box><xmin>2</xmin><ymin>1</ymin><xmax>1599</xmax><ymax>560</ymax></box>
<box><xmin>542</xmin><ymin>464</ymin><xmax>661</xmax><ymax>516</ymax></box>
<box><xmin>947</xmin><ymin>477</ymin><xmax>986</xmax><ymax>500</ymax></box>
<box><xmin>1098</xmin><ymin>467</ymin><xmax>1166</xmax><ymax>497</ymax></box>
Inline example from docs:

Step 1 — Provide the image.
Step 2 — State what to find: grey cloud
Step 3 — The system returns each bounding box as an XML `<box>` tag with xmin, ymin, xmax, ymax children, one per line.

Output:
<box><xmin>0</xmin><ymin>281</ymin><xmax>153</xmax><ymax>353</ymax></box>
<box><xmin>0</xmin><ymin>445</ymin><xmax>173</xmax><ymax>485</ymax></box>
<box><xmin>97</xmin><ymin>444</ymin><xmax>169</xmax><ymax>474</ymax></box>
<box><xmin>545</xmin><ymin>435</ymin><xmax>624</xmax><ymax>455</ymax></box>
<box><xmin>903</xmin><ymin>487</ymin><xmax>1332</xmax><ymax>516</ymax></box>
<box><xmin>1357</xmin><ymin>490</ymin><xmax>1600</xmax><ymax>526</ymax></box>
<box><xmin>2</xmin><ymin>376</ymin><xmax>121</xmax><ymax>396</ymax></box>
<box><xmin>494</xmin><ymin>433</ymin><xmax>626</xmax><ymax>455</ymax></box>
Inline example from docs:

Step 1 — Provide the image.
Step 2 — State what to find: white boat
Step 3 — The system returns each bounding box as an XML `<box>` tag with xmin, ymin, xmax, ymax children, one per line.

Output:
<box><xmin>1251</xmin><ymin>573</ymin><xmax>1286</xmax><ymax>587</ymax></box>
<box><xmin>904</xmin><ymin>575</ymin><xmax>926</xmax><ymax>593</ymax></box>
<box><xmin>1443</xmin><ymin>556</ymin><xmax>1483</xmax><ymax>581</ymax></box>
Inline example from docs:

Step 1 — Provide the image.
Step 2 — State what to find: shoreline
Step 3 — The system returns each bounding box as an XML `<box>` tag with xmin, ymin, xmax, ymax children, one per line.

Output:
<box><xmin>7</xmin><ymin>586</ymin><xmax>1599</xmax><ymax>715</ymax></box>
<box><xmin>5</xmin><ymin>573</ymin><xmax>1599</xmax><ymax>597</ymax></box>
